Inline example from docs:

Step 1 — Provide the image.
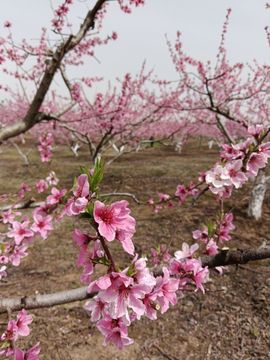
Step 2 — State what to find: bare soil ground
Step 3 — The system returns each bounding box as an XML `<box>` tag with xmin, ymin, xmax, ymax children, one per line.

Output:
<box><xmin>1</xmin><ymin>140</ymin><xmax>270</xmax><ymax>360</ymax></box>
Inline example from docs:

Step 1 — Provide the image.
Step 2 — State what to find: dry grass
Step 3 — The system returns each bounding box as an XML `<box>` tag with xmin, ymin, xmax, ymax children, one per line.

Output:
<box><xmin>1</xmin><ymin>140</ymin><xmax>270</xmax><ymax>359</ymax></box>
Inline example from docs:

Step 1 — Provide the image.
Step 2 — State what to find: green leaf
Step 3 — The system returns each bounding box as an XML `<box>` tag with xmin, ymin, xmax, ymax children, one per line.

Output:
<box><xmin>0</xmin><ymin>243</ymin><xmax>5</xmax><ymax>254</ymax></box>
<box><xmin>127</xmin><ymin>263</ymin><xmax>136</xmax><ymax>277</ymax></box>
<box><xmin>90</xmin><ymin>158</ymin><xmax>104</xmax><ymax>193</ymax></box>
<box><xmin>79</xmin><ymin>165</ymin><xmax>88</xmax><ymax>175</ymax></box>
<box><xmin>207</xmin><ymin>222</ymin><xmax>215</xmax><ymax>237</ymax></box>
<box><xmin>0</xmin><ymin>341</ymin><xmax>9</xmax><ymax>350</ymax></box>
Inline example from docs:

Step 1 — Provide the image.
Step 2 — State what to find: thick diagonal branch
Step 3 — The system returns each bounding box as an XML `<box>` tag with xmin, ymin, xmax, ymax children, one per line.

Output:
<box><xmin>0</xmin><ymin>0</ymin><xmax>107</xmax><ymax>143</ymax></box>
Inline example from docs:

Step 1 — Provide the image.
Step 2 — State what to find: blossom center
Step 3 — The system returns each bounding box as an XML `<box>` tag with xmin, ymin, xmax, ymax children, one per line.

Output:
<box><xmin>100</xmin><ymin>208</ymin><xmax>114</xmax><ymax>224</ymax></box>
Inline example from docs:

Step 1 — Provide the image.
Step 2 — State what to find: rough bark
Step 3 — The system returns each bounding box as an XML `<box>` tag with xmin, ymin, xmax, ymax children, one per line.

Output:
<box><xmin>247</xmin><ymin>169</ymin><xmax>270</xmax><ymax>220</ymax></box>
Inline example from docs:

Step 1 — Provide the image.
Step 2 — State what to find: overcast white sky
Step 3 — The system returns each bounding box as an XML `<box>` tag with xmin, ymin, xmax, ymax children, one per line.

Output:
<box><xmin>0</xmin><ymin>0</ymin><xmax>269</xmax><ymax>95</ymax></box>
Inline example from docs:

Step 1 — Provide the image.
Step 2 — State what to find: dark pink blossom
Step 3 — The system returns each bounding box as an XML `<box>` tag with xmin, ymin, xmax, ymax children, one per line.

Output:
<box><xmin>14</xmin><ymin>343</ymin><xmax>40</xmax><ymax>360</ymax></box>
<box><xmin>93</xmin><ymin>200</ymin><xmax>136</xmax><ymax>243</ymax></box>
<box><xmin>175</xmin><ymin>184</ymin><xmax>187</xmax><ymax>203</ymax></box>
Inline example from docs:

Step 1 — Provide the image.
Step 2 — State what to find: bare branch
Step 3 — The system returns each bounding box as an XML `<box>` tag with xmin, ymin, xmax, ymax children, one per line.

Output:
<box><xmin>0</xmin><ymin>287</ymin><xmax>95</xmax><ymax>314</ymax></box>
<box><xmin>100</xmin><ymin>192</ymin><xmax>140</xmax><ymax>204</ymax></box>
<box><xmin>0</xmin><ymin>200</ymin><xmax>44</xmax><ymax>212</ymax></box>
<box><xmin>201</xmin><ymin>247</ymin><xmax>270</xmax><ymax>268</ymax></box>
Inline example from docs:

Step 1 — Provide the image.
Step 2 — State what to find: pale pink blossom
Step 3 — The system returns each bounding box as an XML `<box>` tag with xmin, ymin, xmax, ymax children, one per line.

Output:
<box><xmin>259</xmin><ymin>142</ymin><xmax>270</xmax><ymax>160</ymax></box>
<box><xmin>0</xmin><ymin>265</ymin><xmax>7</xmax><ymax>280</ymax></box>
<box><xmin>246</xmin><ymin>152</ymin><xmax>266</xmax><ymax>176</ymax></box>
<box><xmin>15</xmin><ymin>309</ymin><xmax>33</xmax><ymax>338</ymax></box>
<box><xmin>46</xmin><ymin>187</ymin><xmax>66</xmax><ymax>205</ymax></box>
<box><xmin>35</xmin><ymin>179</ymin><xmax>48</xmax><ymax>193</ymax></box>
<box><xmin>192</xmin><ymin>262</ymin><xmax>209</xmax><ymax>293</ymax></box>
<box><xmin>1</xmin><ymin>209</ymin><xmax>21</xmax><ymax>224</ymax></box>
<box><xmin>153</xmin><ymin>267</ymin><xmax>179</xmax><ymax>314</ymax></box>
<box><xmin>205</xmin><ymin>164</ymin><xmax>232</xmax><ymax>190</ymax></box>
<box><xmin>72</xmin><ymin>229</ymin><xmax>92</xmax><ymax>267</ymax></box>
<box><xmin>10</xmin><ymin>245</ymin><xmax>28</xmax><ymax>266</ymax></box>
<box><xmin>84</xmin><ymin>297</ymin><xmax>106</xmax><ymax>322</ymax></box>
<box><xmin>142</xmin><ymin>293</ymin><xmax>157</xmax><ymax>320</ymax></box>
<box><xmin>73</xmin><ymin>174</ymin><xmax>90</xmax><ymax>198</ymax></box>
<box><xmin>132</xmin><ymin>256</ymin><xmax>156</xmax><ymax>288</ymax></box>
<box><xmin>192</xmin><ymin>228</ymin><xmax>209</xmax><ymax>242</ymax></box>
<box><xmin>18</xmin><ymin>183</ymin><xmax>31</xmax><ymax>199</ymax></box>
<box><xmin>247</xmin><ymin>124</ymin><xmax>264</xmax><ymax>137</ymax></box>
<box><xmin>46</xmin><ymin>171</ymin><xmax>59</xmax><ymax>186</ymax></box>
<box><xmin>157</xmin><ymin>192</ymin><xmax>170</xmax><ymax>202</ymax></box>
<box><xmin>7</xmin><ymin>221</ymin><xmax>33</xmax><ymax>245</ymax></box>
<box><xmin>65</xmin><ymin>196</ymin><xmax>88</xmax><ymax>216</ymax></box>
<box><xmin>220</xmin><ymin>144</ymin><xmax>243</xmax><ymax>160</ymax></box>
<box><xmin>182</xmin><ymin>259</ymin><xmax>209</xmax><ymax>293</ymax></box>
<box><xmin>31</xmin><ymin>213</ymin><xmax>53</xmax><ymax>239</ymax></box>
<box><xmin>174</xmin><ymin>242</ymin><xmax>199</xmax><ymax>260</ymax></box>
<box><xmin>97</xmin><ymin>315</ymin><xmax>133</xmax><ymax>349</ymax></box>
<box><xmin>205</xmin><ymin>239</ymin><xmax>218</xmax><ymax>255</ymax></box>
<box><xmin>79</xmin><ymin>240</ymin><xmax>104</xmax><ymax>284</ymax></box>
<box><xmin>90</xmin><ymin>272</ymin><xmax>151</xmax><ymax>319</ymax></box>
<box><xmin>218</xmin><ymin>212</ymin><xmax>235</xmax><ymax>242</ymax></box>
<box><xmin>225</xmin><ymin>159</ymin><xmax>247</xmax><ymax>188</ymax></box>
<box><xmin>115</xmin><ymin>228</ymin><xmax>135</xmax><ymax>255</ymax></box>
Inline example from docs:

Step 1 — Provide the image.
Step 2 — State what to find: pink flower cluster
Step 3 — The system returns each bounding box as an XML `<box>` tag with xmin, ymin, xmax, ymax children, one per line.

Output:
<box><xmin>37</xmin><ymin>133</ymin><xmax>54</xmax><ymax>162</ymax></box>
<box><xmin>66</xmin><ymin>170</ymin><xmax>209</xmax><ymax>349</ymax></box>
<box><xmin>192</xmin><ymin>212</ymin><xmax>235</xmax><ymax>256</ymax></box>
<box><xmin>0</xmin><ymin>309</ymin><xmax>40</xmax><ymax>359</ymax></box>
<box><xmin>118</xmin><ymin>0</ymin><xmax>145</xmax><ymax>13</ymax></box>
<box><xmin>17</xmin><ymin>183</ymin><xmax>31</xmax><ymax>199</ymax></box>
<box><xmin>1</xmin><ymin>207</ymin><xmax>54</xmax><ymax>271</ymax></box>
<box><xmin>84</xmin><ymin>257</ymin><xmax>181</xmax><ymax>349</ymax></box>
<box><xmin>0</xmin><ymin>176</ymin><xmax>67</xmax><ymax>274</ymax></box>
<box><xmin>150</xmin><ymin>244</ymin><xmax>171</xmax><ymax>266</ymax></box>
<box><xmin>51</xmin><ymin>0</ymin><xmax>73</xmax><ymax>32</ymax></box>
<box><xmin>206</xmin><ymin>131</ymin><xmax>270</xmax><ymax>198</ymax></box>
<box><xmin>175</xmin><ymin>182</ymin><xmax>198</xmax><ymax>204</ymax></box>
<box><xmin>65</xmin><ymin>174</ymin><xmax>90</xmax><ymax>216</ymax></box>
<box><xmin>171</xmin><ymin>243</ymin><xmax>209</xmax><ymax>293</ymax></box>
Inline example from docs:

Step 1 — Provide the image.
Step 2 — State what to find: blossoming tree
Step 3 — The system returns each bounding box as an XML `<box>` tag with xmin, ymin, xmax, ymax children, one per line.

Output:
<box><xmin>165</xmin><ymin>9</ymin><xmax>270</xmax><ymax>219</ymax></box>
<box><xmin>1</xmin><ymin>1</ymin><xmax>270</xmax><ymax>358</ymax></box>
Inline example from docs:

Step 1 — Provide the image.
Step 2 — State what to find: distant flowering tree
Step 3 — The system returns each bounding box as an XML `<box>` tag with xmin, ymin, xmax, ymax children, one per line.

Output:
<box><xmin>165</xmin><ymin>9</ymin><xmax>270</xmax><ymax>219</ymax></box>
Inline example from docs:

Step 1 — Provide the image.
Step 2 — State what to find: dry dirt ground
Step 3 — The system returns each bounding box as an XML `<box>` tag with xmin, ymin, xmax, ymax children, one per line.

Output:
<box><xmin>1</xmin><ymin>140</ymin><xmax>270</xmax><ymax>360</ymax></box>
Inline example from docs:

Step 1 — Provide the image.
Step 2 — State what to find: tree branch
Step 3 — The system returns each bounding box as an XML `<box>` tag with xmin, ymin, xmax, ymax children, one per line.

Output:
<box><xmin>0</xmin><ymin>0</ymin><xmax>107</xmax><ymax>143</ymax></box>
<box><xmin>0</xmin><ymin>200</ymin><xmax>44</xmax><ymax>212</ymax></box>
<box><xmin>1</xmin><ymin>247</ymin><xmax>270</xmax><ymax>313</ymax></box>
